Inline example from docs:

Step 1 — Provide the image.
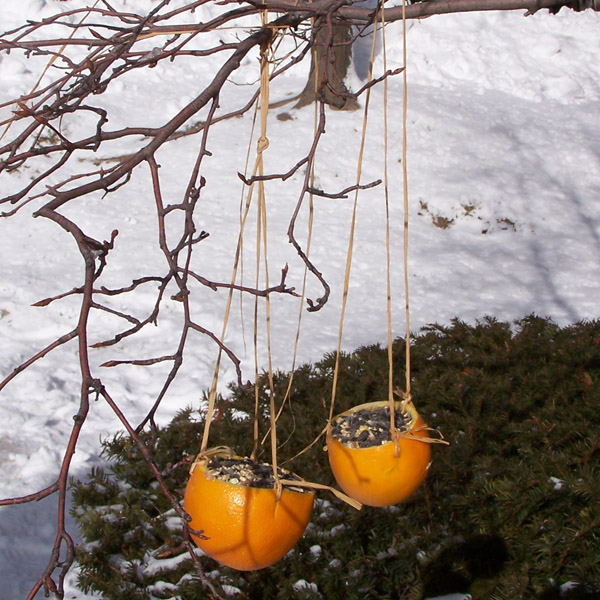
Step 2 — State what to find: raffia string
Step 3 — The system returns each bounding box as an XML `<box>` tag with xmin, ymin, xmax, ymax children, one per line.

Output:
<box><xmin>401</xmin><ymin>0</ymin><xmax>412</xmax><ymax>410</ymax></box>
<box><xmin>259</xmin><ymin>96</ymin><xmax>318</xmax><ymax>451</ymax></box>
<box><xmin>200</xmin><ymin>18</ymin><xmax>275</xmax><ymax>457</ymax></box>
<box><xmin>254</xmin><ymin>26</ymin><xmax>282</xmax><ymax>497</ymax></box>
<box><xmin>380</xmin><ymin>9</ymin><xmax>401</xmax><ymax>455</ymax></box>
<box><xmin>200</xmin><ymin>184</ymin><xmax>256</xmax><ymax>454</ymax></box>
<box><xmin>326</xmin><ymin>27</ymin><xmax>382</xmax><ymax>435</ymax></box>
<box><xmin>393</xmin><ymin>2</ymin><xmax>448</xmax><ymax>448</ymax></box>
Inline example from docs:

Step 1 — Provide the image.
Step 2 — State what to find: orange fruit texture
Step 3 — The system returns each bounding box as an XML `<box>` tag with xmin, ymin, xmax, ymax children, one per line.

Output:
<box><xmin>184</xmin><ymin>456</ymin><xmax>315</xmax><ymax>571</ymax></box>
<box><xmin>327</xmin><ymin>401</ymin><xmax>432</xmax><ymax>507</ymax></box>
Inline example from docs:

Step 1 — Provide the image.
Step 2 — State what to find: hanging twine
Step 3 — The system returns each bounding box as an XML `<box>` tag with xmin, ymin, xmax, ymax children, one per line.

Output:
<box><xmin>200</xmin><ymin>12</ymin><xmax>288</xmax><ymax>497</ymax></box>
<box><xmin>200</xmin><ymin>19</ymin><xmax>273</xmax><ymax>457</ymax></box>
<box><xmin>401</xmin><ymin>0</ymin><xmax>411</xmax><ymax>412</ymax></box>
<box><xmin>254</xmin><ymin>32</ymin><xmax>282</xmax><ymax>498</ymax></box>
<box><xmin>326</xmin><ymin>19</ymin><xmax>381</xmax><ymax>435</ymax></box>
<box><xmin>377</xmin><ymin>3</ymin><xmax>403</xmax><ymax>455</ymax></box>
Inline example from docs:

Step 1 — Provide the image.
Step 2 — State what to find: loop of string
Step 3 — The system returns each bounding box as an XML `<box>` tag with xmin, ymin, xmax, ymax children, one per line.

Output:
<box><xmin>323</xmin><ymin>1</ymin><xmax>431</xmax><ymax>453</ymax></box>
<box><xmin>401</xmin><ymin>0</ymin><xmax>412</xmax><ymax>413</ymax></box>
<box><xmin>200</xmin><ymin>11</ymin><xmax>285</xmax><ymax>498</ymax></box>
<box><xmin>392</xmin><ymin>0</ymin><xmax>450</xmax><ymax>449</ymax></box>
<box><xmin>388</xmin><ymin>0</ymin><xmax>413</xmax><ymax>454</ymax></box>
<box><xmin>201</xmin><ymin>16</ymin><xmax>273</xmax><ymax>454</ymax></box>
<box><xmin>255</xmin><ymin>31</ymin><xmax>281</xmax><ymax>498</ymax></box>
<box><xmin>378</xmin><ymin>2</ymin><xmax>403</xmax><ymax>454</ymax></box>
<box><xmin>326</xmin><ymin>2</ymin><xmax>385</xmax><ymax>436</ymax></box>
<box><xmin>260</xmin><ymin>84</ymin><xmax>319</xmax><ymax>455</ymax></box>
<box><xmin>200</xmin><ymin>173</ymin><xmax>256</xmax><ymax>454</ymax></box>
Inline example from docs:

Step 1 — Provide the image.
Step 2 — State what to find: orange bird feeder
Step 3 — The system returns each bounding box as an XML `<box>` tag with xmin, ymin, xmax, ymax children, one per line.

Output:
<box><xmin>184</xmin><ymin>454</ymin><xmax>315</xmax><ymax>571</ymax></box>
<box><xmin>327</xmin><ymin>400</ymin><xmax>432</xmax><ymax>507</ymax></box>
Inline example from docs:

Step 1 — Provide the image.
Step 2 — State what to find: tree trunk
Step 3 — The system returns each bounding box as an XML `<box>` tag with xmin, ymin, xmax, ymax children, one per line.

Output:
<box><xmin>294</xmin><ymin>24</ymin><xmax>359</xmax><ymax>110</ymax></box>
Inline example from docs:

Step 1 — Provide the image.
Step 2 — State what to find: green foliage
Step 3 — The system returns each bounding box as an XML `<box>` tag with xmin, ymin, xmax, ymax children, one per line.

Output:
<box><xmin>71</xmin><ymin>316</ymin><xmax>600</xmax><ymax>599</ymax></box>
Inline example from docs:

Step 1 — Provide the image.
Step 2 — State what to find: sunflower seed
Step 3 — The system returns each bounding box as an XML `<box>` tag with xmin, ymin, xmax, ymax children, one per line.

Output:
<box><xmin>205</xmin><ymin>456</ymin><xmax>308</xmax><ymax>493</ymax></box>
<box><xmin>330</xmin><ymin>406</ymin><xmax>412</xmax><ymax>449</ymax></box>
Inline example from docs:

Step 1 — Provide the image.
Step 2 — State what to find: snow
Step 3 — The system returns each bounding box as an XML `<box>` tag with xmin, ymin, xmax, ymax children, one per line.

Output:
<box><xmin>293</xmin><ymin>578</ymin><xmax>321</xmax><ymax>594</ymax></box>
<box><xmin>1</xmin><ymin>1</ymin><xmax>599</xmax><ymax>597</ymax></box>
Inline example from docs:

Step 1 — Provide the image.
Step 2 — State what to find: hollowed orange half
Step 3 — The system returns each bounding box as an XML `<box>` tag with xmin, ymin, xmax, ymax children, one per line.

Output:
<box><xmin>327</xmin><ymin>401</ymin><xmax>432</xmax><ymax>507</ymax></box>
<box><xmin>184</xmin><ymin>457</ymin><xmax>315</xmax><ymax>571</ymax></box>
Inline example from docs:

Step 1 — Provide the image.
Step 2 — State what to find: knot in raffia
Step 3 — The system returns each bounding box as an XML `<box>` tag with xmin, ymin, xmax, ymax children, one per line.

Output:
<box><xmin>257</xmin><ymin>135</ymin><xmax>269</xmax><ymax>154</ymax></box>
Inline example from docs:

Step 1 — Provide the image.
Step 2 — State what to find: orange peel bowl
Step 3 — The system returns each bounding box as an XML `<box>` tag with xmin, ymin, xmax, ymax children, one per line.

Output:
<box><xmin>327</xmin><ymin>401</ymin><xmax>432</xmax><ymax>507</ymax></box>
<box><xmin>183</xmin><ymin>456</ymin><xmax>315</xmax><ymax>571</ymax></box>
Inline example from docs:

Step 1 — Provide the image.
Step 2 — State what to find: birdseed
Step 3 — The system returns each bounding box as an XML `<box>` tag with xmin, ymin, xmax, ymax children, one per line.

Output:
<box><xmin>330</xmin><ymin>406</ymin><xmax>412</xmax><ymax>449</ymax></box>
<box><xmin>205</xmin><ymin>456</ymin><xmax>309</xmax><ymax>493</ymax></box>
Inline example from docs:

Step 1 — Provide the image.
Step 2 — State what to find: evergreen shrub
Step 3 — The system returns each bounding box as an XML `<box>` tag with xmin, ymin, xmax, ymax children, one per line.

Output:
<box><xmin>71</xmin><ymin>316</ymin><xmax>600</xmax><ymax>599</ymax></box>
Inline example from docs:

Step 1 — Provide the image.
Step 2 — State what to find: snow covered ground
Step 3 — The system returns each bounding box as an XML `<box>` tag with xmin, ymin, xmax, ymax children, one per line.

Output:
<box><xmin>0</xmin><ymin>1</ymin><xmax>599</xmax><ymax>597</ymax></box>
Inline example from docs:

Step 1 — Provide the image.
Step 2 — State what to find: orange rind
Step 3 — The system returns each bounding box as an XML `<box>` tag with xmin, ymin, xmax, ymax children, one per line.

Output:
<box><xmin>183</xmin><ymin>453</ymin><xmax>314</xmax><ymax>571</ymax></box>
<box><xmin>327</xmin><ymin>400</ymin><xmax>432</xmax><ymax>507</ymax></box>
